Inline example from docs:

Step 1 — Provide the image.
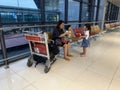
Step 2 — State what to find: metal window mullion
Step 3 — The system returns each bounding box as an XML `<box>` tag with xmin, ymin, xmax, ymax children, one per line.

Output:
<box><xmin>96</xmin><ymin>0</ymin><xmax>100</xmax><ymax>22</ymax></box>
<box><xmin>79</xmin><ymin>0</ymin><xmax>82</xmax><ymax>26</ymax></box>
<box><xmin>65</xmin><ymin>0</ymin><xmax>68</xmax><ymax>23</ymax></box>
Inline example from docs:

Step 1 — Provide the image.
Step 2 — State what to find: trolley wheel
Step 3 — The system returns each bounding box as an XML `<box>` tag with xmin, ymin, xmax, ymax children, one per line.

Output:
<box><xmin>27</xmin><ymin>58</ymin><xmax>33</xmax><ymax>67</ymax></box>
<box><xmin>44</xmin><ymin>66</ymin><xmax>51</xmax><ymax>73</ymax></box>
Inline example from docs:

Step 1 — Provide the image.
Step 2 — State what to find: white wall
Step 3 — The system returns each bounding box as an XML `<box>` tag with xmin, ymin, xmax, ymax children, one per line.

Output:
<box><xmin>0</xmin><ymin>0</ymin><xmax>37</xmax><ymax>9</ymax></box>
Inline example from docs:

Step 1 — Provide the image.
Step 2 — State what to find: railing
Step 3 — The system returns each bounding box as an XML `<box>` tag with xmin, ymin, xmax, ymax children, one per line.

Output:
<box><xmin>0</xmin><ymin>20</ymin><xmax>119</xmax><ymax>68</ymax></box>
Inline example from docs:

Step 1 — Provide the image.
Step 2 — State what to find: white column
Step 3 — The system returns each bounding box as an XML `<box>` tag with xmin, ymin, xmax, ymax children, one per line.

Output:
<box><xmin>98</xmin><ymin>0</ymin><xmax>107</xmax><ymax>30</ymax></box>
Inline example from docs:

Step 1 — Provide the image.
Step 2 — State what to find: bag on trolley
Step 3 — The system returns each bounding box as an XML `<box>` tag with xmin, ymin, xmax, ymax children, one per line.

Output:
<box><xmin>34</xmin><ymin>42</ymin><xmax>59</xmax><ymax>67</ymax></box>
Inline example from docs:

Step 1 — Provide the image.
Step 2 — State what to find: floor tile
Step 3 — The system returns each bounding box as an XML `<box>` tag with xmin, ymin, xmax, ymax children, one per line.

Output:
<box><xmin>74</xmin><ymin>70</ymin><xmax>111</xmax><ymax>90</ymax></box>
<box><xmin>23</xmin><ymin>85</ymin><xmax>38</xmax><ymax>90</ymax></box>
<box><xmin>0</xmin><ymin>74</ymin><xmax>30</xmax><ymax>90</ymax></box>
<box><xmin>10</xmin><ymin>58</ymin><xmax>28</xmax><ymax>73</ymax></box>
<box><xmin>0</xmin><ymin>67</ymin><xmax>15</xmax><ymax>80</ymax></box>
<box><xmin>32</xmin><ymin>73</ymin><xmax>71</xmax><ymax>90</ymax></box>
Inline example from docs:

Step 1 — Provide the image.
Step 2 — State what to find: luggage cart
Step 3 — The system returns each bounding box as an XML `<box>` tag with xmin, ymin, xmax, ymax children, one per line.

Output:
<box><xmin>25</xmin><ymin>32</ymin><xmax>56</xmax><ymax>73</ymax></box>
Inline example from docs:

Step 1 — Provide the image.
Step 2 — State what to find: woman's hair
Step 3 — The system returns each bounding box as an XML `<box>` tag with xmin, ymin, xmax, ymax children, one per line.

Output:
<box><xmin>56</xmin><ymin>20</ymin><xmax>64</xmax><ymax>29</ymax></box>
<box><xmin>85</xmin><ymin>24</ymin><xmax>91</xmax><ymax>31</ymax></box>
<box><xmin>65</xmin><ymin>25</ymin><xmax>71</xmax><ymax>30</ymax></box>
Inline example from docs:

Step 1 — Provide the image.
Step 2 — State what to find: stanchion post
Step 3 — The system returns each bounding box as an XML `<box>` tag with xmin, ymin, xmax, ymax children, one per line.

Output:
<box><xmin>0</xmin><ymin>30</ymin><xmax>9</xmax><ymax>69</ymax></box>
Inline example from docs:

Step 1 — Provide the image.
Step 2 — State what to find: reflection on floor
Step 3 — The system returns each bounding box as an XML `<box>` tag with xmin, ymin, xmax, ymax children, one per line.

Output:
<box><xmin>0</xmin><ymin>31</ymin><xmax>120</xmax><ymax>90</ymax></box>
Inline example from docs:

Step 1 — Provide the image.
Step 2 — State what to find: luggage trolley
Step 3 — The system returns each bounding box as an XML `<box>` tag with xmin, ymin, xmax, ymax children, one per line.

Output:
<box><xmin>25</xmin><ymin>32</ymin><xmax>56</xmax><ymax>73</ymax></box>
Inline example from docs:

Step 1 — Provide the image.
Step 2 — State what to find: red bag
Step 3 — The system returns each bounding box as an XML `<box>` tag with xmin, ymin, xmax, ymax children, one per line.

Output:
<box><xmin>61</xmin><ymin>39</ymin><xmax>68</xmax><ymax>44</ymax></box>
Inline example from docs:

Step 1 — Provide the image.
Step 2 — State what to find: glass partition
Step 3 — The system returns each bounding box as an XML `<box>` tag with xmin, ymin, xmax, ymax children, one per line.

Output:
<box><xmin>81</xmin><ymin>3</ymin><xmax>89</xmax><ymax>21</ymax></box>
<box><xmin>68</xmin><ymin>0</ymin><xmax>80</xmax><ymax>21</ymax></box>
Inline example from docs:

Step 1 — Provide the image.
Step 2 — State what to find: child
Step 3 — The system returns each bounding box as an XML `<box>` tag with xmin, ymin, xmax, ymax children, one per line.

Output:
<box><xmin>65</xmin><ymin>25</ymin><xmax>73</xmax><ymax>42</ymax></box>
<box><xmin>80</xmin><ymin>24</ymin><xmax>91</xmax><ymax>57</ymax></box>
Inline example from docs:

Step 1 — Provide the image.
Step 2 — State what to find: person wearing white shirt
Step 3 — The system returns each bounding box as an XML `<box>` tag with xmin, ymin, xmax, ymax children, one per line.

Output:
<box><xmin>80</xmin><ymin>24</ymin><xmax>91</xmax><ymax>57</ymax></box>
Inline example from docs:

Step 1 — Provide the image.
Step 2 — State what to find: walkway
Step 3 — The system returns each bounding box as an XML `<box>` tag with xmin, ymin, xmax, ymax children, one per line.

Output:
<box><xmin>0</xmin><ymin>31</ymin><xmax>120</xmax><ymax>90</ymax></box>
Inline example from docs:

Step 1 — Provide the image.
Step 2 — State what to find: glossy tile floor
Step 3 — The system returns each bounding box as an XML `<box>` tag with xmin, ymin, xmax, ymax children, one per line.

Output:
<box><xmin>0</xmin><ymin>31</ymin><xmax>120</xmax><ymax>90</ymax></box>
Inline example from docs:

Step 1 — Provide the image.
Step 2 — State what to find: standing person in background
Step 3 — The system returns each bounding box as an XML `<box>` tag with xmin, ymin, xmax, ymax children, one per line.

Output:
<box><xmin>80</xmin><ymin>24</ymin><xmax>91</xmax><ymax>57</ymax></box>
<box><xmin>52</xmin><ymin>20</ymin><xmax>73</xmax><ymax>60</ymax></box>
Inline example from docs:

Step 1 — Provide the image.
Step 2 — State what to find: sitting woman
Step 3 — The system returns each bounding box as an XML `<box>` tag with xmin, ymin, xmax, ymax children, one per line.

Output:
<box><xmin>52</xmin><ymin>20</ymin><xmax>73</xmax><ymax>60</ymax></box>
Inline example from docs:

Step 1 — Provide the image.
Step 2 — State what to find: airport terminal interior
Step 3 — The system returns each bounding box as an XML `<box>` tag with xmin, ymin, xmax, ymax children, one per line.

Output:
<box><xmin>0</xmin><ymin>0</ymin><xmax>120</xmax><ymax>90</ymax></box>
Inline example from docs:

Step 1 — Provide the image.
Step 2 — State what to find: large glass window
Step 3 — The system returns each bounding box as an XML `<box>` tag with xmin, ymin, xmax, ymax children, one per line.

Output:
<box><xmin>18</xmin><ymin>0</ymin><xmax>37</xmax><ymax>9</ymax></box>
<box><xmin>1</xmin><ymin>12</ymin><xmax>17</xmax><ymax>23</ymax></box>
<box><xmin>58</xmin><ymin>0</ymin><xmax>65</xmax><ymax>20</ymax></box>
<box><xmin>83</xmin><ymin>0</ymin><xmax>89</xmax><ymax>3</ymax></box>
<box><xmin>45</xmin><ymin>0</ymin><xmax>59</xmax><ymax>11</ymax></box>
<box><xmin>0</xmin><ymin>0</ymin><xmax>37</xmax><ymax>9</ymax></box>
<box><xmin>45</xmin><ymin>0</ymin><xmax>64</xmax><ymax>20</ymax></box>
<box><xmin>68</xmin><ymin>0</ymin><xmax>80</xmax><ymax>21</ymax></box>
<box><xmin>81</xmin><ymin>3</ymin><xmax>89</xmax><ymax>21</ymax></box>
<box><xmin>95</xmin><ymin>0</ymin><xmax>98</xmax><ymax>6</ymax></box>
<box><xmin>0</xmin><ymin>11</ymin><xmax>41</xmax><ymax>23</ymax></box>
<box><xmin>45</xmin><ymin>12</ymin><xmax>60</xmax><ymax>22</ymax></box>
<box><xmin>105</xmin><ymin>1</ymin><xmax>119</xmax><ymax>21</ymax></box>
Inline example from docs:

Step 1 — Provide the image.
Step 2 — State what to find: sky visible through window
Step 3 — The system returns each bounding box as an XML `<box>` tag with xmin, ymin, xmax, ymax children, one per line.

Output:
<box><xmin>0</xmin><ymin>0</ymin><xmax>37</xmax><ymax>9</ymax></box>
